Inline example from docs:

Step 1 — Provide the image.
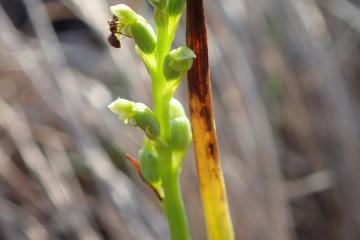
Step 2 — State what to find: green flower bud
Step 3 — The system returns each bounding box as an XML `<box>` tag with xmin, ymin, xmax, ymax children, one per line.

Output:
<box><xmin>138</xmin><ymin>146</ymin><xmax>160</xmax><ymax>184</ymax></box>
<box><xmin>169</xmin><ymin>116</ymin><xmax>192</xmax><ymax>151</ymax></box>
<box><xmin>168</xmin><ymin>0</ymin><xmax>186</xmax><ymax>16</ymax></box>
<box><xmin>169</xmin><ymin>46</ymin><xmax>196</xmax><ymax>71</ymax></box>
<box><xmin>107</xmin><ymin>98</ymin><xmax>136</xmax><ymax>125</ymax></box>
<box><xmin>129</xmin><ymin>20</ymin><xmax>156</xmax><ymax>54</ymax></box>
<box><xmin>163</xmin><ymin>46</ymin><xmax>195</xmax><ymax>80</ymax></box>
<box><xmin>133</xmin><ymin>103</ymin><xmax>160</xmax><ymax>140</ymax></box>
<box><xmin>169</xmin><ymin>98</ymin><xmax>185</xmax><ymax>119</ymax></box>
<box><xmin>108</xmin><ymin>99</ymin><xmax>160</xmax><ymax>139</ymax></box>
<box><xmin>110</xmin><ymin>4</ymin><xmax>139</xmax><ymax>25</ymax></box>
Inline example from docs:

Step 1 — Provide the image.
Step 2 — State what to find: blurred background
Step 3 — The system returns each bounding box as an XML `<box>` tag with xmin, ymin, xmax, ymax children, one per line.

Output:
<box><xmin>0</xmin><ymin>0</ymin><xmax>359</xmax><ymax>239</ymax></box>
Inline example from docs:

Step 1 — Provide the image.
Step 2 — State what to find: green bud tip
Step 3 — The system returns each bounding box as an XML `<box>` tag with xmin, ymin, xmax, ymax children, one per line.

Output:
<box><xmin>110</xmin><ymin>4</ymin><xmax>139</xmax><ymax>25</ymax></box>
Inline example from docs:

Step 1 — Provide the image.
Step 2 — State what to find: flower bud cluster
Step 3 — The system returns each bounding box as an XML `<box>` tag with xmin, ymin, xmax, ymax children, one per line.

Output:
<box><xmin>107</xmin><ymin>2</ymin><xmax>194</xmax><ymax>209</ymax></box>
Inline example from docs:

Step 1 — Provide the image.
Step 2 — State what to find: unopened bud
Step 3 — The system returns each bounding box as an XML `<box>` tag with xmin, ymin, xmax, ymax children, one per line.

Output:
<box><xmin>163</xmin><ymin>46</ymin><xmax>195</xmax><ymax>80</ymax></box>
<box><xmin>138</xmin><ymin>146</ymin><xmax>160</xmax><ymax>184</ymax></box>
<box><xmin>108</xmin><ymin>99</ymin><xmax>160</xmax><ymax>139</ymax></box>
<box><xmin>133</xmin><ymin>103</ymin><xmax>160</xmax><ymax>140</ymax></box>
<box><xmin>129</xmin><ymin>20</ymin><xmax>157</xmax><ymax>54</ymax></box>
<box><xmin>169</xmin><ymin>116</ymin><xmax>192</xmax><ymax>151</ymax></box>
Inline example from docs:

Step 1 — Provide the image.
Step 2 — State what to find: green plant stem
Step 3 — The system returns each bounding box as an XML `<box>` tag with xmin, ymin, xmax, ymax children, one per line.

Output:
<box><xmin>153</xmin><ymin>122</ymin><xmax>190</xmax><ymax>240</ymax></box>
<box><xmin>153</xmin><ymin>22</ymin><xmax>170</xmax><ymax>139</ymax></box>
<box><xmin>162</xmin><ymin>168</ymin><xmax>190</xmax><ymax>240</ymax></box>
<box><xmin>151</xmin><ymin>10</ymin><xmax>191</xmax><ymax>240</ymax></box>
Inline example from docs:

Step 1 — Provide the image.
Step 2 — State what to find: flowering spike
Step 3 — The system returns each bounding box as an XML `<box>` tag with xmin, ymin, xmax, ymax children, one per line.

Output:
<box><xmin>107</xmin><ymin>1</ymin><xmax>195</xmax><ymax>239</ymax></box>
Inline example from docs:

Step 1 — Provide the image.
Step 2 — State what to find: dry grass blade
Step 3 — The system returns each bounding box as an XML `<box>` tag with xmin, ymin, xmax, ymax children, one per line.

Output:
<box><xmin>0</xmin><ymin>99</ymin><xmax>101</xmax><ymax>240</ymax></box>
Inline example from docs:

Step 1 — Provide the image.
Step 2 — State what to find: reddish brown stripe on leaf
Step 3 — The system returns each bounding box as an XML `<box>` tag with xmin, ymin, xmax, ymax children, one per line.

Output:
<box><xmin>186</xmin><ymin>0</ymin><xmax>209</xmax><ymax>102</ymax></box>
<box><xmin>199</xmin><ymin>106</ymin><xmax>212</xmax><ymax>131</ymax></box>
<box><xmin>208</xmin><ymin>143</ymin><xmax>215</xmax><ymax>156</ymax></box>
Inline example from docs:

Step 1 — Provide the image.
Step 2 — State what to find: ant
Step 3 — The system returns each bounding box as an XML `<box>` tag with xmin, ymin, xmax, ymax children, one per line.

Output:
<box><xmin>108</xmin><ymin>15</ymin><xmax>121</xmax><ymax>48</ymax></box>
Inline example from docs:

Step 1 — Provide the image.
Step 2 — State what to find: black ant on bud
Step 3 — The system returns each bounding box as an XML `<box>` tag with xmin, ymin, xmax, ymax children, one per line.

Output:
<box><xmin>107</xmin><ymin>15</ymin><xmax>121</xmax><ymax>48</ymax></box>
